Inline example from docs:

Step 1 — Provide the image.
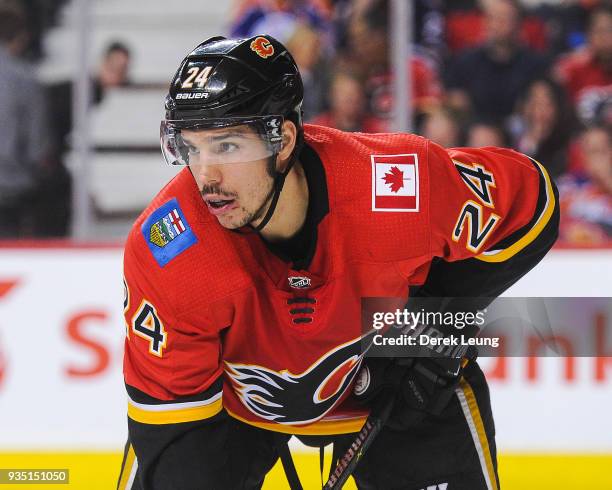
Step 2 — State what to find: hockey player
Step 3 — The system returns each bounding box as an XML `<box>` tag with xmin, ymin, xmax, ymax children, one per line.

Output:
<box><xmin>117</xmin><ymin>35</ymin><xmax>559</xmax><ymax>490</ymax></box>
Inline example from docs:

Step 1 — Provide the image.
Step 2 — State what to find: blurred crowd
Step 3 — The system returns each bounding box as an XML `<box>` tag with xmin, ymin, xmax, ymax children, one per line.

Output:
<box><xmin>228</xmin><ymin>0</ymin><xmax>612</xmax><ymax>247</ymax></box>
<box><xmin>0</xmin><ymin>0</ymin><xmax>130</xmax><ymax>239</ymax></box>
<box><xmin>0</xmin><ymin>0</ymin><xmax>610</xmax><ymax>247</ymax></box>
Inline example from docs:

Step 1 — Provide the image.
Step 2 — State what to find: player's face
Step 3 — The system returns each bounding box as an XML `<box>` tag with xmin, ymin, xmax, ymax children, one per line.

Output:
<box><xmin>183</xmin><ymin>126</ymin><xmax>276</xmax><ymax>229</ymax></box>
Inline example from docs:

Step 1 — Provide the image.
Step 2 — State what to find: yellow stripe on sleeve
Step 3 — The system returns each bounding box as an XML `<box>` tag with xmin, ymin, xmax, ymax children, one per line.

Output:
<box><xmin>476</xmin><ymin>159</ymin><xmax>555</xmax><ymax>263</ymax></box>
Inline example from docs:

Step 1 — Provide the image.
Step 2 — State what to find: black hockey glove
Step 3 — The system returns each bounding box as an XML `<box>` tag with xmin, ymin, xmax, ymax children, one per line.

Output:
<box><xmin>352</xmin><ymin>355</ymin><xmax>465</xmax><ymax>431</ymax></box>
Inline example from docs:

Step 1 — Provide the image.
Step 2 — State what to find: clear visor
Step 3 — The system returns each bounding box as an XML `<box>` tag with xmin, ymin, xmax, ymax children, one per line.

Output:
<box><xmin>160</xmin><ymin>116</ymin><xmax>283</xmax><ymax>166</ymax></box>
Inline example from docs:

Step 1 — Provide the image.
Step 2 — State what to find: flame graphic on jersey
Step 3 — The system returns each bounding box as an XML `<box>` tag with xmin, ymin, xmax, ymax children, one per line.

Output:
<box><xmin>225</xmin><ymin>337</ymin><xmax>363</xmax><ymax>425</ymax></box>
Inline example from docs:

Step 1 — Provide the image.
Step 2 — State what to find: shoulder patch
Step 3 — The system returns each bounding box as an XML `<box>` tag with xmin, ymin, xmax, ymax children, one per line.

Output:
<box><xmin>371</xmin><ymin>153</ymin><xmax>419</xmax><ymax>212</ymax></box>
<box><xmin>141</xmin><ymin>198</ymin><xmax>197</xmax><ymax>267</ymax></box>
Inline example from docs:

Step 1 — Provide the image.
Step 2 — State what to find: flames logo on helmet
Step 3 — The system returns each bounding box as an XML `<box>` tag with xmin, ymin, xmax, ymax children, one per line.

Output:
<box><xmin>225</xmin><ymin>337</ymin><xmax>363</xmax><ymax>425</ymax></box>
<box><xmin>250</xmin><ymin>36</ymin><xmax>275</xmax><ymax>59</ymax></box>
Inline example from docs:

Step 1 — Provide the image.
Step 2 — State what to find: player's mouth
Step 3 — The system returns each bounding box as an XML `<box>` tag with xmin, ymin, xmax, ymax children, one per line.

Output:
<box><xmin>204</xmin><ymin>195</ymin><xmax>238</xmax><ymax>216</ymax></box>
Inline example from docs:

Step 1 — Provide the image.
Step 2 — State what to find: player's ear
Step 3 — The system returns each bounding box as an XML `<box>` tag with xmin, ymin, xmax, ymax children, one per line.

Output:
<box><xmin>277</xmin><ymin>120</ymin><xmax>297</xmax><ymax>163</ymax></box>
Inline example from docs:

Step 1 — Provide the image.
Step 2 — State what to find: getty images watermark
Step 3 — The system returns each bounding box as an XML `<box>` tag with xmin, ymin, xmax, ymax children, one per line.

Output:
<box><xmin>371</xmin><ymin>307</ymin><xmax>496</xmax><ymax>348</ymax></box>
<box><xmin>360</xmin><ymin>297</ymin><xmax>612</xmax><ymax>358</ymax></box>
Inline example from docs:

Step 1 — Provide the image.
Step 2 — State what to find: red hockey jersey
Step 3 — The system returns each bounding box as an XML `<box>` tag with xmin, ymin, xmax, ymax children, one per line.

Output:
<box><xmin>123</xmin><ymin>125</ymin><xmax>555</xmax><ymax>435</ymax></box>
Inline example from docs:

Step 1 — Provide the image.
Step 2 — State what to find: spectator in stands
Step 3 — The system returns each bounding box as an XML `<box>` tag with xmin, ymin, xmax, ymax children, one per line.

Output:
<box><xmin>418</xmin><ymin>106</ymin><xmax>460</xmax><ymax>148</ymax></box>
<box><xmin>38</xmin><ymin>41</ymin><xmax>131</xmax><ymax>237</ymax></box>
<box><xmin>558</xmin><ymin>125</ymin><xmax>612</xmax><ymax>246</ymax></box>
<box><xmin>310</xmin><ymin>70</ymin><xmax>387</xmax><ymax>132</ymax></box>
<box><xmin>530</xmin><ymin>0</ymin><xmax>596</xmax><ymax>57</ymax></box>
<box><xmin>444</xmin><ymin>0</ymin><xmax>549</xmax><ymax>124</ymax></box>
<box><xmin>509</xmin><ymin>78</ymin><xmax>576</xmax><ymax>179</ymax></box>
<box><xmin>465</xmin><ymin>120</ymin><xmax>508</xmax><ymax>148</ymax></box>
<box><xmin>345</xmin><ymin>0</ymin><xmax>443</xmax><ymax>123</ymax></box>
<box><xmin>97</xmin><ymin>41</ymin><xmax>131</xmax><ymax>90</ymax></box>
<box><xmin>229</xmin><ymin>0</ymin><xmax>332</xmax><ymax>44</ymax></box>
<box><xmin>15</xmin><ymin>0</ymin><xmax>70</xmax><ymax>61</ymax></box>
<box><xmin>593</xmin><ymin>92</ymin><xmax>612</xmax><ymax>127</ymax></box>
<box><xmin>413</xmin><ymin>0</ymin><xmax>446</xmax><ymax>64</ymax></box>
<box><xmin>235</xmin><ymin>8</ymin><xmax>329</xmax><ymax>120</ymax></box>
<box><xmin>0</xmin><ymin>2</ymin><xmax>49</xmax><ymax>238</ymax></box>
<box><xmin>445</xmin><ymin>0</ymin><xmax>548</xmax><ymax>54</ymax></box>
<box><xmin>554</xmin><ymin>5</ymin><xmax>612</xmax><ymax>126</ymax></box>
<box><xmin>284</xmin><ymin>23</ymin><xmax>328</xmax><ymax>120</ymax></box>
<box><xmin>47</xmin><ymin>41</ymin><xmax>131</xmax><ymax>157</ymax></box>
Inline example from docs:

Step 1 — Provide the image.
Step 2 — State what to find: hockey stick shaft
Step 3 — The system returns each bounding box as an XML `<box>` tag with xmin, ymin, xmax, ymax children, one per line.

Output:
<box><xmin>323</xmin><ymin>390</ymin><xmax>396</xmax><ymax>489</ymax></box>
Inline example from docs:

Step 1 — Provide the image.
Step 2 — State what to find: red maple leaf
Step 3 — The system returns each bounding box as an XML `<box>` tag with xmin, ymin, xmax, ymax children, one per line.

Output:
<box><xmin>383</xmin><ymin>166</ymin><xmax>404</xmax><ymax>193</ymax></box>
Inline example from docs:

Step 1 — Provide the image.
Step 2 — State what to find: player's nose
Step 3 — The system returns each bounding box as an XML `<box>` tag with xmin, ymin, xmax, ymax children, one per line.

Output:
<box><xmin>195</xmin><ymin>162</ymin><xmax>223</xmax><ymax>186</ymax></box>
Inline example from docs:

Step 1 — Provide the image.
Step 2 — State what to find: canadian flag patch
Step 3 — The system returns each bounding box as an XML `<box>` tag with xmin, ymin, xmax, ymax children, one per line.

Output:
<box><xmin>371</xmin><ymin>153</ymin><xmax>419</xmax><ymax>212</ymax></box>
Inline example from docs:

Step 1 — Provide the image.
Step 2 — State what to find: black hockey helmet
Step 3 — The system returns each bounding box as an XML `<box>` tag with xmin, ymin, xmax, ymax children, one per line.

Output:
<box><xmin>164</xmin><ymin>35</ymin><xmax>303</xmax><ymax>126</ymax></box>
<box><xmin>160</xmin><ymin>35</ymin><xmax>304</xmax><ymax>231</ymax></box>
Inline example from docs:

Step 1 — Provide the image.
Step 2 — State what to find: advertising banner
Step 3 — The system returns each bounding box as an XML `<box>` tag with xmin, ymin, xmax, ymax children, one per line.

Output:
<box><xmin>0</xmin><ymin>247</ymin><xmax>610</xmax><ymax>450</ymax></box>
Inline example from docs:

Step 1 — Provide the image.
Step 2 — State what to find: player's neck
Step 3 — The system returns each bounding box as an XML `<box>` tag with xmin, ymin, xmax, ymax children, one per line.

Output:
<box><xmin>258</xmin><ymin>160</ymin><xmax>309</xmax><ymax>243</ymax></box>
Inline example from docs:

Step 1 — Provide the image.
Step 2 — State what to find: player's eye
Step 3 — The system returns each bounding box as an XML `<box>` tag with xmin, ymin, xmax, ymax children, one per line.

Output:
<box><xmin>214</xmin><ymin>141</ymin><xmax>239</xmax><ymax>154</ymax></box>
<box><xmin>186</xmin><ymin>144</ymin><xmax>200</xmax><ymax>155</ymax></box>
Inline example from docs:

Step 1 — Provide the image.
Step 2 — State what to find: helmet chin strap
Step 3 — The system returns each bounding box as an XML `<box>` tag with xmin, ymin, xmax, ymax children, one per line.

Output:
<box><xmin>226</xmin><ymin>154</ymin><xmax>294</xmax><ymax>237</ymax></box>
<box><xmin>251</xmin><ymin>130</ymin><xmax>304</xmax><ymax>233</ymax></box>
<box><xmin>251</xmin><ymin>154</ymin><xmax>296</xmax><ymax>232</ymax></box>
